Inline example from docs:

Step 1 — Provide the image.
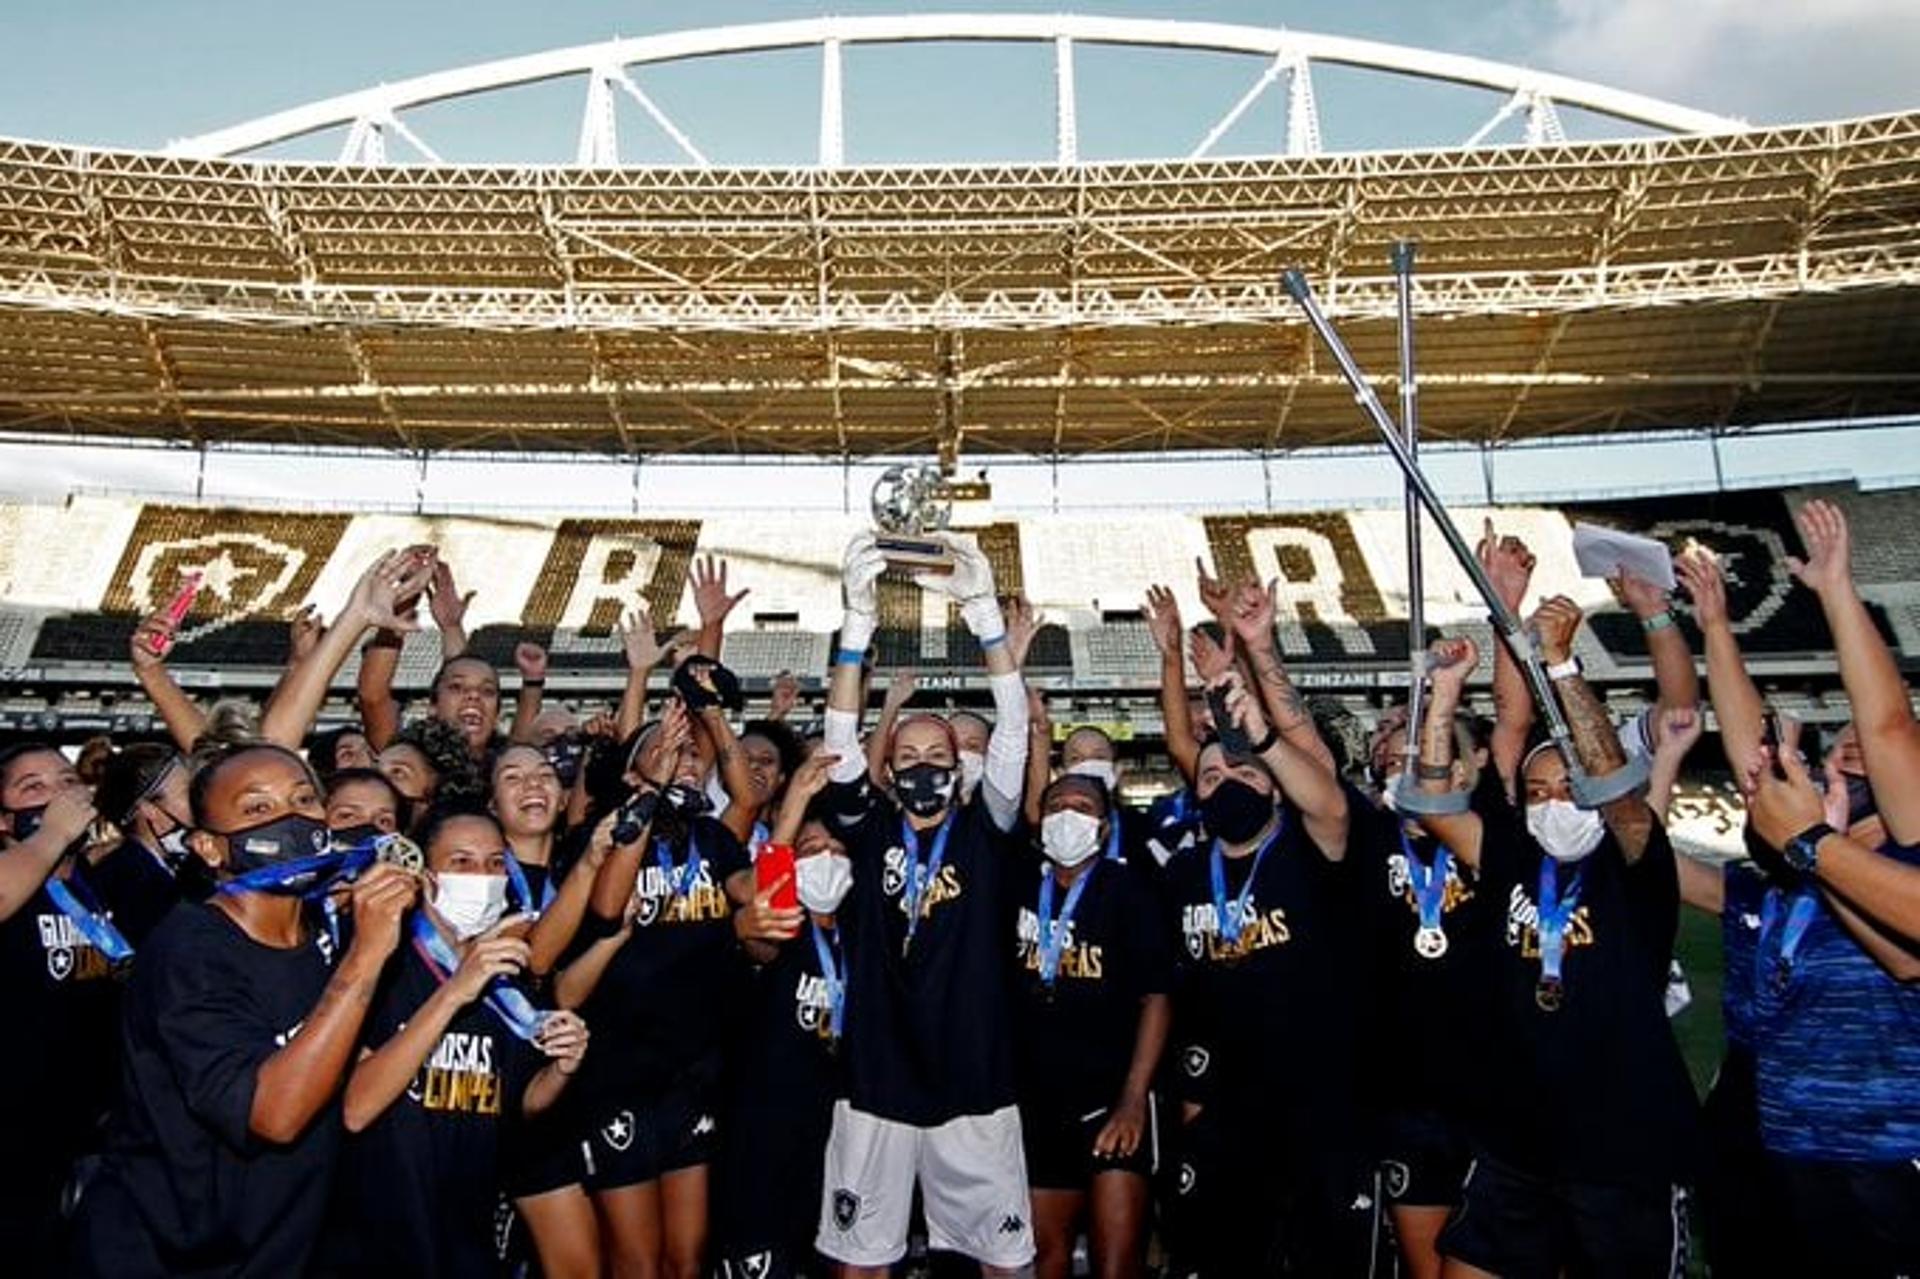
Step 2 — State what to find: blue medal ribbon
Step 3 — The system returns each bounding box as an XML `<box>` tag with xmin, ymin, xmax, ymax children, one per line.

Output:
<box><xmin>1758</xmin><ymin>889</ymin><xmax>1819</xmax><ymax>992</ymax></box>
<box><xmin>504</xmin><ymin>852</ymin><xmax>557</xmax><ymax>915</ymax></box>
<box><xmin>1536</xmin><ymin>858</ymin><xmax>1586</xmax><ymax>986</ymax></box>
<box><xmin>809</xmin><ymin>918</ymin><xmax>846</xmax><ymax>1042</ymax></box>
<box><xmin>1401</xmin><ymin>830</ymin><xmax>1451</xmax><ymax>934</ymax></box>
<box><xmin>1103</xmin><ymin>816</ymin><xmax>1125</xmax><ymax>864</ymax></box>
<box><xmin>1209</xmin><ymin>820</ymin><xmax>1283</xmax><ymax>947</ymax></box>
<box><xmin>409</xmin><ymin>911</ymin><xmax>548</xmax><ymax>1041</ymax></box>
<box><xmin>652</xmin><ymin>829</ymin><xmax>705</xmax><ymax>902</ymax></box>
<box><xmin>217</xmin><ymin>844</ymin><xmax>377</xmax><ymax>898</ymax></box>
<box><xmin>45</xmin><ymin>869</ymin><xmax>134</xmax><ymax>963</ymax></box>
<box><xmin>900</xmin><ymin>811</ymin><xmax>956</xmax><ymax>952</ymax></box>
<box><xmin>1037</xmin><ymin>862</ymin><xmax>1096</xmax><ymax>986</ymax></box>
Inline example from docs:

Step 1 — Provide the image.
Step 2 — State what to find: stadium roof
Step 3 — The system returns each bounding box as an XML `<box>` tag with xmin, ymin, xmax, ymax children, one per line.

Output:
<box><xmin>0</xmin><ymin>32</ymin><xmax>1916</xmax><ymax>458</ymax></box>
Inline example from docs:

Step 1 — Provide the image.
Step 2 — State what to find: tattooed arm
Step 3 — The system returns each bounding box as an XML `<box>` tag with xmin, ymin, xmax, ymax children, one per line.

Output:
<box><xmin>1229</xmin><ymin>579</ymin><xmax>1336</xmax><ymax>776</ymax></box>
<box><xmin>1533</xmin><ymin>596</ymin><xmax>1656</xmax><ymax>863</ymax></box>
<box><xmin>1414</xmin><ymin>637</ymin><xmax>1484</xmax><ymax>868</ymax></box>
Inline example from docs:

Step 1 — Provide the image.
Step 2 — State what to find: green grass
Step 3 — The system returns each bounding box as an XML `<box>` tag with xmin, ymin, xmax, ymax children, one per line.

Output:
<box><xmin>1672</xmin><ymin>905</ymin><xmax>1728</xmax><ymax>1099</ymax></box>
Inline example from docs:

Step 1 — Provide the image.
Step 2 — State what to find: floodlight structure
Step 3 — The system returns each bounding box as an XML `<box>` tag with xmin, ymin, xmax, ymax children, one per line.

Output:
<box><xmin>1284</xmin><ymin>260</ymin><xmax>1649</xmax><ymax>810</ymax></box>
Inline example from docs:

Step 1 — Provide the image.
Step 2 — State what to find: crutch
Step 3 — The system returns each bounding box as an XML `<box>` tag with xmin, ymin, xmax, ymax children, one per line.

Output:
<box><xmin>1281</xmin><ymin>264</ymin><xmax>1647</xmax><ymax>809</ymax></box>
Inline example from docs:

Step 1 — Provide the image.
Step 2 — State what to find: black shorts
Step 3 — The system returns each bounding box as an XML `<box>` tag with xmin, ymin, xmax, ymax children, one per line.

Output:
<box><xmin>1439</xmin><ymin>1151</ymin><xmax>1690</xmax><ymax>1279</ymax></box>
<box><xmin>503</xmin><ymin>1119</ymin><xmax>591</xmax><ymax>1200</ymax></box>
<box><xmin>714</xmin><ymin>1242</ymin><xmax>824</xmax><ymax>1279</ymax></box>
<box><xmin>1020</xmin><ymin>1095</ymin><xmax>1158</xmax><ymax>1192</ymax></box>
<box><xmin>580</xmin><ymin>1079</ymin><xmax>719</xmax><ymax>1192</ymax></box>
<box><xmin>1773</xmin><ymin>1153</ymin><xmax>1920</xmax><ymax>1276</ymax></box>
<box><xmin>1378</xmin><ymin>1108</ymin><xmax>1471</xmax><ymax>1209</ymax></box>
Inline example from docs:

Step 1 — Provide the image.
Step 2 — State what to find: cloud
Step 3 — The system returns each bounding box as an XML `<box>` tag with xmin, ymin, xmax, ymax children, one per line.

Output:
<box><xmin>1534</xmin><ymin>0</ymin><xmax>1920</xmax><ymax>123</ymax></box>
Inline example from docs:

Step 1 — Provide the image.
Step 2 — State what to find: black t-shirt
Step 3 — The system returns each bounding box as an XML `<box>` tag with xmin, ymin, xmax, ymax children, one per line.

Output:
<box><xmin>1472</xmin><ymin>797</ymin><xmax>1698</xmax><ymax>1184</ymax></box>
<box><xmin>714</xmin><ymin>920</ymin><xmax>846</xmax><ymax>1252</ymax></box>
<box><xmin>1163</xmin><ymin>803</ymin><xmax>1366</xmax><ymax>1147</ymax></box>
<box><xmin>574</xmin><ymin>815</ymin><xmax>750</xmax><ymax>1104</ymax></box>
<box><xmin>75</xmin><ymin>903</ymin><xmax>341</xmax><ymax>1279</ymax></box>
<box><xmin>92</xmin><ymin>838</ymin><xmax>194</xmax><ymax>947</ymax></box>
<box><xmin>0</xmin><ymin>858</ymin><xmax>127</xmax><ymax>1197</ymax></box>
<box><xmin>1010</xmin><ymin>853</ymin><xmax>1173</xmax><ymax>1119</ymax></box>
<box><xmin>1350</xmin><ymin>785</ymin><xmax>1499</xmax><ymax>1103</ymax></box>
<box><xmin>827</xmin><ymin>778</ymin><xmax>1021</xmax><ymax>1126</ymax></box>
<box><xmin>338</xmin><ymin>942</ymin><xmax>542</xmax><ymax>1277</ymax></box>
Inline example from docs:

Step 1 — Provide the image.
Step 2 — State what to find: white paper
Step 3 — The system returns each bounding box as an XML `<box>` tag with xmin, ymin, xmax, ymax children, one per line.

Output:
<box><xmin>1570</xmin><ymin>522</ymin><xmax>1676</xmax><ymax>591</ymax></box>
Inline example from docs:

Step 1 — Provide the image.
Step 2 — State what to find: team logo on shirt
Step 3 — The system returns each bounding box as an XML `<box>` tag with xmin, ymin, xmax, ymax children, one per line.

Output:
<box><xmin>831</xmin><ymin>1188</ymin><xmax>861</xmax><ymax>1232</ymax></box>
<box><xmin>1176</xmin><ymin>1162</ymin><xmax>1197</xmax><ymax>1196</ymax></box>
<box><xmin>1385</xmin><ymin>852</ymin><xmax>1475</xmax><ymax>918</ymax></box>
<box><xmin>35</xmin><ymin>913</ymin><xmax>113</xmax><ymax>983</ymax></box>
<box><xmin>631</xmin><ymin>862</ymin><xmax>730</xmax><ymax>928</ymax></box>
<box><xmin>601</xmin><ymin>1109</ymin><xmax>636</xmax><ymax>1152</ymax></box>
<box><xmin>1503</xmin><ymin>884</ymin><xmax>1595</xmax><ymax>958</ymax></box>
<box><xmin>1179</xmin><ymin>899</ymin><xmax>1291</xmax><ymax>963</ymax></box>
<box><xmin>725</xmin><ymin>1253</ymin><xmax>774</xmax><ymax>1279</ymax></box>
<box><xmin>794</xmin><ymin>972</ymin><xmax>839</xmax><ymax>1042</ymax></box>
<box><xmin>1181</xmin><ymin>1045</ymin><xmax>1210</xmax><ymax>1079</ymax></box>
<box><xmin>881</xmin><ymin>846</ymin><xmax>964</xmax><ymax>919</ymax></box>
<box><xmin>408</xmin><ymin>1030</ymin><xmax>503</xmax><ymax>1115</ymax></box>
<box><xmin>1014</xmin><ymin>907</ymin><xmax>1105</xmax><ymax>981</ymax></box>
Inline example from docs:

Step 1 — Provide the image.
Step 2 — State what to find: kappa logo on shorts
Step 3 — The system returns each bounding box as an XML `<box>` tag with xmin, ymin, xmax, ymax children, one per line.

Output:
<box><xmin>831</xmin><ymin>1188</ymin><xmax>860</xmax><ymax>1232</ymax></box>
<box><xmin>1177</xmin><ymin>1162</ymin><xmax>1196</xmax><ymax>1196</ymax></box>
<box><xmin>998</xmin><ymin>1214</ymin><xmax>1026</xmax><ymax>1236</ymax></box>
<box><xmin>1181</xmin><ymin>1045</ymin><xmax>1210</xmax><ymax>1078</ymax></box>
<box><xmin>691</xmin><ymin>1112</ymin><xmax>716</xmax><ymax>1138</ymax></box>
<box><xmin>601</xmin><ymin>1109</ymin><xmax>636</xmax><ymax>1152</ymax></box>
<box><xmin>1382</xmin><ymin>1160</ymin><xmax>1411</xmax><ymax>1201</ymax></box>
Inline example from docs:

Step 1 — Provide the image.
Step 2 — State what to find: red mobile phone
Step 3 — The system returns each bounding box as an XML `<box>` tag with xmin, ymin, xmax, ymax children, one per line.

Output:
<box><xmin>755</xmin><ymin>842</ymin><xmax>799</xmax><ymax>911</ymax></box>
<box><xmin>148</xmin><ymin>572</ymin><xmax>203</xmax><ymax>656</ymax></box>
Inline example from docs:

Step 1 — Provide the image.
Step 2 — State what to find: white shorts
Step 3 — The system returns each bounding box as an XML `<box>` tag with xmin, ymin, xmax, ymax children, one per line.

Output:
<box><xmin>815</xmin><ymin>1100</ymin><xmax>1035</xmax><ymax>1268</ymax></box>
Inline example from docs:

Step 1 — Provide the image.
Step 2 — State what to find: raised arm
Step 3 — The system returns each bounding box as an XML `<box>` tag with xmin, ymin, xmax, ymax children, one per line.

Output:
<box><xmin>262</xmin><ymin>551</ymin><xmax>431</xmax><ymax>750</ymax></box>
<box><xmin>1478</xmin><ymin>521</ymin><xmax>1537</xmax><ymax>794</ymax></box>
<box><xmin>1612</xmin><ymin>566</ymin><xmax>1700</xmax><ymax>746</ymax></box>
<box><xmin>1676</xmin><ymin>546</ymin><xmax>1765</xmax><ymax>770</ymax></box>
<box><xmin>426</xmin><ymin>559</ymin><xmax>473</xmax><ymax>661</ymax></box>
<box><xmin>1144</xmin><ymin>586</ymin><xmax>1200</xmax><ymax>782</ymax></box>
<box><xmin>866</xmin><ymin>671</ymin><xmax>918</xmax><ymax>788</ymax></box>
<box><xmin>766</xmin><ymin>669</ymin><xmax>800</xmax><ymax>723</ymax></box>
<box><xmin>129</xmin><ymin>611</ymin><xmax>209</xmax><ymax>752</ymax></box>
<box><xmin>701</xmin><ymin>703</ymin><xmax>760</xmax><ymax>847</ymax></box>
<box><xmin>248</xmin><ymin>864</ymin><xmax>415</xmax><ymax>1143</ymax></box>
<box><xmin>1533</xmin><ymin>595</ymin><xmax>1657</xmax><ymax>863</ymax></box>
<box><xmin>1022</xmin><ymin>688</ymin><xmax>1053</xmax><ymax>828</ymax></box>
<box><xmin>613</xmin><ymin>603</ymin><xmax>685</xmax><ymax>742</ymax></box>
<box><xmin>824</xmin><ymin>535</ymin><xmax>885</xmax><ymax>790</ymax></box>
<box><xmin>1210</xmin><ymin>661</ymin><xmax>1347</xmax><ymax>860</ymax></box>
<box><xmin>262</xmin><ymin>605</ymin><xmax>324</xmax><ymax>716</ymax></box>
<box><xmin>509</xmin><ymin>642</ymin><xmax>548</xmax><ymax>744</ymax></box>
<box><xmin>586</xmin><ymin>703</ymin><xmax>682</xmax><ymax>921</ymax></box>
<box><xmin>920</xmin><ymin>535</ymin><xmax>1029</xmax><ymax>832</ymax></box>
<box><xmin>1788</xmin><ymin>499</ymin><xmax>1920</xmax><ymax>846</ymax></box>
<box><xmin>1229</xmin><ymin>578</ymin><xmax>1336</xmax><ymax>777</ymax></box>
<box><xmin>0</xmin><ymin>788</ymin><xmax>95</xmax><ymax>923</ymax></box>
<box><xmin>690</xmin><ymin>554</ymin><xmax>749</xmax><ymax>662</ymax></box>
<box><xmin>357</xmin><ymin>634</ymin><xmax>403</xmax><ymax>751</ymax></box>
<box><xmin>1414</xmin><ymin>636</ymin><xmax>1484</xmax><ymax>868</ymax></box>
<box><xmin>1645</xmin><ymin>704</ymin><xmax>1703</xmax><ymax>821</ymax></box>
<box><xmin>526</xmin><ymin>816</ymin><xmax>615</xmax><ymax>977</ymax></box>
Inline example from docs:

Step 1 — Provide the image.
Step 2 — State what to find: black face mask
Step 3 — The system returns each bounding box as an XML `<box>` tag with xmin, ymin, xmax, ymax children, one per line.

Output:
<box><xmin>893</xmin><ymin>763</ymin><xmax>955</xmax><ymax>820</ymax></box>
<box><xmin>224</xmin><ymin>812</ymin><xmax>330</xmax><ymax>876</ymax></box>
<box><xmin>1844</xmin><ymin>773</ymin><xmax>1877</xmax><ymax>829</ymax></box>
<box><xmin>1201</xmin><ymin>778</ymin><xmax>1274</xmax><ymax>845</ymax></box>
<box><xmin>5</xmin><ymin>804</ymin><xmax>90</xmax><ymax>859</ymax></box>
<box><xmin>545</xmin><ymin>733</ymin><xmax>588</xmax><ymax>789</ymax></box>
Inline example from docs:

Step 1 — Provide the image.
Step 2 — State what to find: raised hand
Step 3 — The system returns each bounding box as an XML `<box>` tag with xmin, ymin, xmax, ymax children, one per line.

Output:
<box><xmin>1477</xmin><ymin>520</ymin><xmax>1536</xmax><ymax>613</ymax></box>
<box><xmin>348</xmin><ymin>549</ymin><xmax>437</xmax><ymax>634</ymax></box>
<box><xmin>1653</xmin><ymin>704</ymin><xmax>1704</xmax><ymax>764</ymax></box>
<box><xmin>426</xmin><ymin>558</ymin><xmax>474</xmax><ymax>634</ymax></box>
<box><xmin>916</xmin><ymin>533</ymin><xmax>995</xmax><ymax>603</ymax></box>
<box><xmin>881</xmin><ymin>670</ymin><xmax>919</xmax><ymax>717</ymax></box>
<box><xmin>446</xmin><ymin>927</ymin><xmax>532</xmax><ymax>1004</ymax></box>
<box><xmin>129</xmin><ymin>610</ymin><xmax>177</xmax><ymax>672</ymax></box>
<box><xmin>1003</xmin><ymin>593</ymin><xmax>1039</xmax><ymax>669</ymax></box>
<box><xmin>514</xmin><ymin>642</ymin><xmax>549</xmax><ymax>683</ymax></box>
<box><xmin>1674</xmin><ymin>545</ymin><xmax>1728</xmax><ymax>630</ymax></box>
<box><xmin>768</xmin><ymin>669</ymin><xmax>800</xmax><ymax>721</ymax></box>
<box><xmin>733</xmin><ymin>872</ymin><xmax>803</xmax><ymax>943</ymax></box>
<box><xmin>1786</xmin><ymin>499</ymin><xmax>1854</xmax><ymax>598</ymax></box>
<box><xmin>1215</xmin><ymin>668</ymin><xmax>1271</xmax><ymax>745</ymax></box>
<box><xmin>1426</xmin><ymin>635</ymin><xmax>1480</xmax><ymax>699</ymax></box>
<box><xmin>1608</xmin><ymin>569</ymin><xmax>1672</xmax><ymax>622</ymax></box>
<box><xmin>1739</xmin><ymin>744</ymin><xmax>1827</xmax><ymax>854</ymax></box>
<box><xmin>1189</xmin><ymin>626</ymin><xmax>1235</xmax><ymax>684</ymax></box>
<box><xmin>1228</xmin><ymin>578</ymin><xmax>1278</xmax><ymax>653</ymax></box>
<box><xmin>783</xmin><ymin>751</ymin><xmax>839</xmax><ymax>812</ymax></box>
<box><xmin>288</xmin><ymin>605</ymin><xmax>325</xmax><ymax>663</ymax></box>
<box><xmin>842</xmin><ymin>532</ymin><xmax>885</xmax><ymax>616</ymax></box>
<box><xmin>636</xmin><ymin>700</ymin><xmax>691</xmax><ymax>786</ymax></box>
<box><xmin>1528</xmin><ymin>595</ymin><xmax>1584</xmax><ymax>666</ymax></box>
<box><xmin>38</xmin><ymin>786</ymin><xmax>98</xmax><ymax>849</ymax></box>
<box><xmin>1194</xmin><ymin>557</ymin><xmax>1235</xmax><ymax>623</ymax></box>
<box><xmin>691</xmin><ymin>554</ymin><xmax>750</xmax><ymax>628</ymax></box>
<box><xmin>1142</xmin><ymin>585</ymin><xmax>1183</xmax><ymax>657</ymax></box>
<box><xmin>1027</xmin><ymin>687</ymin><xmax>1053</xmax><ymax>742</ymax></box>
<box><xmin>533</xmin><ymin>1010</ymin><xmax>590</xmax><ymax>1074</ymax></box>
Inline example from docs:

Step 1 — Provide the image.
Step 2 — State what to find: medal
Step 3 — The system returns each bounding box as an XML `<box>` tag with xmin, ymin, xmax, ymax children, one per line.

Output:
<box><xmin>1036</xmin><ymin>862</ymin><xmax>1096</xmax><ymax>993</ymax></box>
<box><xmin>1401</xmin><ymin>832</ymin><xmax>1452</xmax><ymax>963</ymax></box>
<box><xmin>1757</xmin><ymin>889</ymin><xmax>1818</xmax><ymax>996</ymax></box>
<box><xmin>899</xmin><ymin>812</ymin><xmax>955</xmax><ymax>956</ymax></box>
<box><xmin>1535</xmin><ymin>977</ymin><xmax>1564</xmax><ymax>1012</ymax></box>
<box><xmin>1533</xmin><ymin>858</ymin><xmax>1584</xmax><ymax>1014</ymax></box>
<box><xmin>1413</xmin><ymin>925</ymin><xmax>1449</xmax><ymax>959</ymax></box>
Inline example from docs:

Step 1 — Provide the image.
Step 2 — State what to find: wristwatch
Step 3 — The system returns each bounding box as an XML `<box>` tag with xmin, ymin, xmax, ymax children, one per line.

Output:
<box><xmin>1783</xmin><ymin>821</ymin><xmax>1834</xmax><ymax>875</ymax></box>
<box><xmin>1544</xmin><ymin>655</ymin><xmax>1582</xmax><ymax>681</ymax></box>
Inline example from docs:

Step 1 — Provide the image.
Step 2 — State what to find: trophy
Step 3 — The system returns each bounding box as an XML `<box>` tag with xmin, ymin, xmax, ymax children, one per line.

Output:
<box><xmin>870</xmin><ymin>463</ymin><xmax>955</xmax><ymax>571</ymax></box>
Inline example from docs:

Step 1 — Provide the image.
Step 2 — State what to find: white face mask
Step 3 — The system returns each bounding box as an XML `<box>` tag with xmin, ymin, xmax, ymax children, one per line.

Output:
<box><xmin>1041</xmin><ymin>809</ymin><xmax>1104</xmax><ymax>868</ymax></box>
<box><xmin>795</xmin><ymin>852</ymin><xmax>854</xmax><ymax>914</ymax></box>
<box><xmin>1066</xmin><ymin>758</ymin><xmax>1118</xmax><ymax>791</ymax></box>
<box><xmin>957</xmin><ymin>750</ymin><xmax>986</xmax><ymax>796</ymax></box>
<box><xmin>1526</xmin><ymin>799</ymin><xmax>1606</xmax><ymax>864</ymax></box>
<box><xmin>432</xmin><ymin>872</ymin><xmax>510</xmax><ymax>940</ymax></box>
<box><xmin>704</xmin><ymin>770</ymin><xmax>731</xmax><ymax>815</ymax></box>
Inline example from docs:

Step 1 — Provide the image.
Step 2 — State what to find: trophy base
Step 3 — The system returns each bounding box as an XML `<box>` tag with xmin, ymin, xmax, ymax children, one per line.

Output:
<box><xmin>876</xmin><ymin>535</ymin><xmax>954</xmax><ymax>572</ymax></box>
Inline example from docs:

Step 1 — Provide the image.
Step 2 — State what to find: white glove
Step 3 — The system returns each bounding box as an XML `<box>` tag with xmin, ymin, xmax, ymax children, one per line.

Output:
<box><xmin>914</xmin><ymin>533</ymin><xmax>995</xmax><ymax>604</ymax></box>
<box><xmin>841</xmin><ymin>532</ymin><xmax>885</xmax><ymax>653</ymax></box>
